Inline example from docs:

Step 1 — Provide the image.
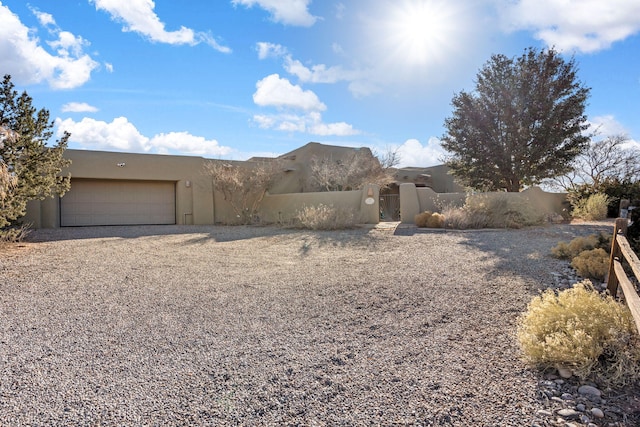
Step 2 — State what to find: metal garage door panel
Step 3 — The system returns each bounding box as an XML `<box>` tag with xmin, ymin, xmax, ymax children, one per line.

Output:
<box><xmin>61</xmin><ymin>179</ymin><xmax>176</xmax><ymax>226</ymax></box>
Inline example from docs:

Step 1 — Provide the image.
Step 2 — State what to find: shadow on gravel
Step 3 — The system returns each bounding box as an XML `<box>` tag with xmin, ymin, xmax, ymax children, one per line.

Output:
<box><xmin>462</xmin><ymin>222</ymin><xmax>614</xmax><ymax>288</ymax></box>
<box><xmin>396</xmin><ymin>222</ymin><xmax>615</xmax><ymax>289</ymax></box>
<box><xmin>28</xmin><ymin>224</ymin><xmax>384</xmax><ymax>248</ymax></box>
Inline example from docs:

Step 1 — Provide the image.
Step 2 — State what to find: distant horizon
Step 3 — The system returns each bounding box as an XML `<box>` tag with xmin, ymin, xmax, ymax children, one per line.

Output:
<box><xmin>1</xmin><ymin>0</ymin><xmax>639</xmax><ymax>168</ymax></box>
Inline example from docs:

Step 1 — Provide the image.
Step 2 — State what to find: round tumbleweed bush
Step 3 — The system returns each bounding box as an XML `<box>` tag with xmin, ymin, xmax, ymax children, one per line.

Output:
<box><xmin>517</xmin><ymin>281</ymin><xmax>640</xmax><ymax>386</ymax></box>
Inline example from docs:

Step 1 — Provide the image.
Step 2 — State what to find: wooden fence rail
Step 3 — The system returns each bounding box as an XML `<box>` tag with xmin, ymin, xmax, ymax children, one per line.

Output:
<box><xmin>606</xmin><ymin>218</ymin><xmax>640</xmax><ymax>333</ymax></box>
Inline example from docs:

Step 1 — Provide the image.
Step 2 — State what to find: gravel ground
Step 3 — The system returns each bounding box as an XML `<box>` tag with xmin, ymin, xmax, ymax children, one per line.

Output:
<box><xmin>1</xmin><ymin>221</ymin><xmax>638</xmax><ymax>426</ymax></box>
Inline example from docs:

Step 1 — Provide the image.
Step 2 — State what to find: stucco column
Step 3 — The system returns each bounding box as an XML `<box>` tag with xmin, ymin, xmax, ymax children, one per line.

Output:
<box><xmin>359</xmin><ymin>184</ymin><xmax>379</xmax><ymax>224</ymax></box>
<box><xmin>399</xmin><ymin>183</ymin><xmax>420</xmax><ymax>224</ymax></box>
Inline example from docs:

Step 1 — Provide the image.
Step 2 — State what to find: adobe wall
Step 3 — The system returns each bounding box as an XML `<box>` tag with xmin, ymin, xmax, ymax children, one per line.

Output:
<box><xmin>400</xmin><ymin>183</ymin><xmax>569</xmax><ymax>224</ymax></box>
<box><xmin>24</xmin><ymin>149</ymin><xmax>381</xmax><ymax>228</ymax></box>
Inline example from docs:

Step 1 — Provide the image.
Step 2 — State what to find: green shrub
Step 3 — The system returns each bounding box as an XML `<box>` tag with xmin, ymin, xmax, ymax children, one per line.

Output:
<box><xmin>571</xmin><ymin>193</ymin><xmax>611</xmax><ymax>220</ymax></box>
<box><xmin>517</xmin><ymin>281</ymin><xmax>640</xmax><ymax>386</ymax></box>
<box><xmin>294</xmin><ymin>204</ymin><xmax>357</xmax><ymax>230</ymax></box>
<box><xmin>570</xmin><ymin>248</ymin><xmax>609</xmax><ymax>281</ymax></box>
<box><xmin>414</xmin><ymin>211</ymin><xmax>445</xmax><ymax>228</ymax></box>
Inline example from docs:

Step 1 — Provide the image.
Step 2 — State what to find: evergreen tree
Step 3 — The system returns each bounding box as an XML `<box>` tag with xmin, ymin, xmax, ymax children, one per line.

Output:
<box><xmin>0</xmin><ymin>75</ymin><xmax>71</xmax><ymax>228</ymax></box>
<box><xmin>441</xmin><ymin>48</ymin><xmax>591</xmax><ymax>192</ymax></box>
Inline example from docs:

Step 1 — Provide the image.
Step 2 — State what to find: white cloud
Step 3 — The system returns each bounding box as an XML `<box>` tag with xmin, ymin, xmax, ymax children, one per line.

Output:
<box><xmin>56</xmin><ymin>116</ymin><xmax>232</xmax><ymax>156</ymax></box>
<box><xmin>500</xmin><ymin>0</ymin><xmax>640</xmax><ymax>53</ymax></box>
<box><xmin>253</xmin><ymin>74</ymin><xmax>326</xmax><ymax>111</ymax></box>
<box><xmin>61</xmin><ymin>102</ymin><xmax>99</xmax><ymax>113</ymax></box>
<box><xmin>252</xmin><ymin>112</ymin><xmax>359</xmax><ymax>136</ymax></box>
<box><xmin>57</xmin><ymin>117</ymin><xmax>150</xmax><ymax>151</ymax></box>
<box><xmin>31</xmin><ymin>8</ymin><xmax>55</xmax><ymax>26</ymax></box>
<box><xmin>149</xmin><ymin>131</ymin><xmax>233</xmax><ymax>156</ymax></box>
<box><xmin>589</xmin><ymin>115</ymin><xmax>629</xmax><ymax>136</ymax></box>
<box><xmin>283</xmin><ymin>56</ymin><xmax>361</xmax><ymax>84</ymax></box>
<box><xmin>588</xmin><ymin>115</ymin><xmax>640</xmax><ymax>149</ymax></box>
<box><xmin>232</xmin><ymin>0</ymin><xmax>317</xmax><ymax>26</ymax></box>
<box><xmin>396</xmin><ymin>138</ymin><xmax>446</xmax><ymax>167</ymax></box>
<box><xmin>255</xmin><ymin>42</ymin><xmax>374</xmax><ymax>96</ymax></box>
<box><xmin>0</xmin><ymin>4</ymin><xmax>98</xmax><ymax>89</ymax></box>
<box><xmin>91</xmin><ymin>0</ymin><xmax>231</xmax><ymax>52</ymax></box>
<box><xmin>256</xmin><ymin>41</ymin><xmax>288</xmax><ymax>59</ymax></box>
<box><xmin>332</xmin><ymin>42</ymin><xmax>344</xmax><ymax>55</ymax></box>
<box><xmin>308</xmin><ymin>121</ymin><xmax>358</xmax><ymax>136</ymax></box>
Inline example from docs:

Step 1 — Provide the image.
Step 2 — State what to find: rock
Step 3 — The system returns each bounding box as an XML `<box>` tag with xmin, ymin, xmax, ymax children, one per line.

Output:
<box><xmin>561</xmin><ymin>392</ymin><xmax>574</xmax><ymax>400</ymax></box>
<box><xmin>576</xmin><ymin>403</ymin><xmax>586</xmax><ymax>412</ymax></box>
<box><xmin>536</xmin><ymin>409</ymin><xmax>553</xmax><ymax>417</ymax></box>
<box><xmin>557</xmin><ymin>366</ymin><xmax>573</xmax><ymax>378</ymax></box>
<box><xmin>578</xmin><ymin>385</ymin><xmax>602</xmax><ymax>397</ymax></box>
<box><xmin>558</xmin><ymin>408</ymin><xmax>581</xmax><ymax>419</ymax></box>
<box><xmin>591</xmin><ymin>407</ymin><xmax>604</xmax><ymax>418</ymax></box>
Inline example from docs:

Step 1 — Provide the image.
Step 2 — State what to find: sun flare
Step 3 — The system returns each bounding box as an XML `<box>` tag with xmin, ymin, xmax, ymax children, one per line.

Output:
<box><xmin>382</xmin><ymin>0</ymin><xmax>461</xmax><ymax>66</ymax></box>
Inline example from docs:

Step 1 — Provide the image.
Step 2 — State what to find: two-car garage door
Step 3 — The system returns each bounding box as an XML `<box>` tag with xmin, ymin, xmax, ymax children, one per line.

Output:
<box><xmin>61</xmin><ymin>179</ymin><xmax>176</xmax><ymax>226</ymax></box>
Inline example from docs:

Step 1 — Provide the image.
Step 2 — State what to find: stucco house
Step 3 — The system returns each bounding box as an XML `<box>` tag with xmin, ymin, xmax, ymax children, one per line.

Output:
<box><xmin>24</xmin><ymin>142</ymin><xmax>459</xmax><ymax>228</ymax></box>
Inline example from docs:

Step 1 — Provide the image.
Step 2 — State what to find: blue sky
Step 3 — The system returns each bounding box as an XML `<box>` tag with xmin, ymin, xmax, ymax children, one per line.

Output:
<box><xmin>1</xmin><ymin>0</ymin><xmax>639</xmax><ymax>167</ymax></box>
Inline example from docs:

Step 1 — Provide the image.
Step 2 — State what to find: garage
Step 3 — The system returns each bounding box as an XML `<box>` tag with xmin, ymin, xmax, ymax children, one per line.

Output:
<box><xmin>61</xmin><ymin>179</ymin><xmax>176</xmax><ymax>226</ymax></box>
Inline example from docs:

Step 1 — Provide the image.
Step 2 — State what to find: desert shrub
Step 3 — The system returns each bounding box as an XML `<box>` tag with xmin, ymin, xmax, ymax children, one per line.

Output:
<box><xmin>551</xmin><ymin>232</ymin><xmax>612</xmax><ymax>260</ymax></box>
<box><xmin>441</xmin><ymin>193</ymin><xmax>543</xmax><ymax>229</ymax></box>
<box><xmin>441</xmin><ymin>204</ymin><xmax>490</xmax><ymax>229</ymax></box>
<box><xmin>295</xmin><ymin>204</ymin><xmax>357</xmax><ymax>230</ymax></box>
<box><xmin>0</xmin><ymin>223</ymin><xmax>31</xmax><ymax>244</ymax></box>
<box><xmin>571</xmin><ymin>193</ymin><xmax>611</xmax><ymax>220</ymax></box>
<box><xmin>415</xmin><ymin>211</ymin><xmax>432</xmax><ymax>228</ymax></box>
<box><xmin>569</xmin><ymin>179</ymin><xmax>640</xmax><ymax>218</ymax></box>
<box><xmin>517</xmin><ymin>280</ymin><xmax>640</xmax><ymax>386</ymax></box>
<box><xmin>414</xmin><ymin>211</ymin><xmax>445</xmax><ymax>228</ymax></box>
<box><xmin>570</xmin><ymin>248</ymin><xmax>609</xmax><ymax>281</ymax></box>
<box><xmin>466</xmin><ymin>193</ymin><xmax>544</xmax><ymax>228</ymax></box>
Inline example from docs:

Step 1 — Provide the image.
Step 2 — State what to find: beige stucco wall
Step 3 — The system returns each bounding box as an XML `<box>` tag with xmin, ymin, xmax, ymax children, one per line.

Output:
<box><xmin>24</xmin><ymin>149</ymin><xmax>214</xmax><ymax>227</ymax></box>
<box><xmin>24</xmin><ymin>149</ymin><xmax>381</xmax><ymax>228</ymax></box>
<box><xmin>400</xmin><ymin>183</ymin><xmax>569</xmax><ymax>224</ymax></box>
<box><xmin>260</xmin><ymin>184</ymin><xmax>379</xmax><ymax>224</ymax></box>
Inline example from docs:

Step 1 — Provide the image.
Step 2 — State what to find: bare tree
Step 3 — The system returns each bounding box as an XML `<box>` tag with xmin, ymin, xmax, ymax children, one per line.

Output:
<box><xmin>547</xmin><ymin>134</ymin><xmax>640</xmax><ymax>191</ymax></box>
<box><xmin>307</xmin><ymin>150</ymin><xmax>394</xmax><ymax>192</ymax></box>
<box><xmin>374</xmin><ymin>145</ymin><xmax>401</xmax><ymax>169</ymax></box>
<box><xmin>204</xmin><ymin>159</ymin><xmax>283</xmax><ymax>224</ymax></box>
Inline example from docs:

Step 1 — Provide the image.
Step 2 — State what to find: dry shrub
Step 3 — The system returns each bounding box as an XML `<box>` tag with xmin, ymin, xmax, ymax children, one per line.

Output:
<box><xmin>440</xmin><ymin>193</ymin><xmax>543</xmax><ymax>229</ymax></box>
<box><xmin>517</xmin><ymin>280</ymin><xmax>640</xmax><ymax>386</ymax></box>
<box><xmin>441</xmin><ymin>204</ymin><xmax>490</xmax><ymax>230</ymax></box>
<box><xmin>552</xmin><ymin>235</ymin><xmax>599</xmax><ymax>260</ymax></box>
<box><xmin>0</xmin><ymin>223</ymin><xmax>31</xmax><ymax>244</ymax></box>
<box><xmin>570</xmin><ymin>248</ymin><xmax>609</xmax><ymax>281</ymax></box>
<box><xmin>414</xmin><ymin>211</ymin><xmax>445</xmax><ymax>228</ymax></box>
<box><xmin>571</xmin><ymin>193</ymin><xmax>610</xmax><ymax>220</ymax></box>
<box><xmin>551</xmin><ymin>233</ymin><xmax>612</xmax><ymax>260</ymax></box>
<box><xmin>295</xmin><ymin>204</ymin><xmax>357</xmax><ymax>230</ymax></box>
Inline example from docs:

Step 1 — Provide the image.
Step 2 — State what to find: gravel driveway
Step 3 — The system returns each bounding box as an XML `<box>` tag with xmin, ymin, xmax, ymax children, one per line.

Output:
<box><xmin>0</xmin><ymin>222</ymin><xmax>628</xmax><ymax>426</ymax></box>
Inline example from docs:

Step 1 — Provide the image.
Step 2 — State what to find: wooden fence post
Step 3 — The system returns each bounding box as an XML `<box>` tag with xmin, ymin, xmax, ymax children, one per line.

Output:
<box><xmin>606</xmin><ymin>218</ymin><xmax>628</xmax><ymax>296</ymax></box>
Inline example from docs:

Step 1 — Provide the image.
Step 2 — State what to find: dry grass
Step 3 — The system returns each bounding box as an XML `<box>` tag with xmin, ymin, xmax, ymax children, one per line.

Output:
<box><xmin>440</xmin><ymin>193</ymin><xmax>544</xmax><ymax>230</ymax></box>
<box><xmin>294</xmin><ymin>204</ymin><xmax>358</xmax><ymax>230</ymax></box>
